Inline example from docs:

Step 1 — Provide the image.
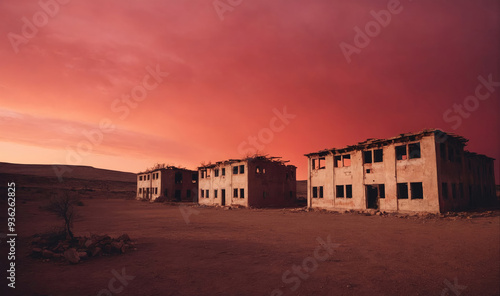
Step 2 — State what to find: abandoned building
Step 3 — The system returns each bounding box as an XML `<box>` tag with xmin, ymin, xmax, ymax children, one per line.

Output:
<box><xmin>305</xmin><ymin>129</ymin><xmax>496</xmax><ymax>213</ymax></box>
<box><xmin>198</xmin><ymin>156</ymin><xmax>297</xmax><ymax>208</ymax></box>
<box><xmin>136</xmin><ymin>166</ymin><xmax>198</xmax><ymax>202</ymax></box>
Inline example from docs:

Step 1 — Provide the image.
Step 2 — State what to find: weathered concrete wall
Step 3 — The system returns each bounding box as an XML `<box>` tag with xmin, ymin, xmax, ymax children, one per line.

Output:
<box><xmin>136</xmin><ymin>168</ymin><xmax>198</xmax><ymax>202</ymax></box>
<box><xmin>436</xmin><ymin>135</ymin><xmax>497</xmax><ymax>211</ymax></box>
<box><xmin>394</xmin><ymin>135</ymin><xmax>439</xmax><ymax>212</ymax></box>
<box><xmin>308</xmin><ymin>134</ymin><xmax>441</xmax><ymax>213</ymax></box>
<box><xmin>198</xmin><ymin>161</ymin><xmax>248</xmax><ymax>207</ymax></box>
<box><xmin>199</xmin><ymin>158</ymin><xmax>296</xmax><ymax>208</ymax></box>
<box><xmin>247</xmin><ymin>160</ymin><xmax>296</xmax><ymax>208</ymax></box>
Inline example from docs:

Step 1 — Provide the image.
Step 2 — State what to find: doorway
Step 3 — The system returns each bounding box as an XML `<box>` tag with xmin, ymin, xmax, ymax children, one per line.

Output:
<box><xmin>366</xmin><ymin>185</ymin><xmax>379</xmax><ymax>209</ymax></box>
<box><xmin>221</xmin><ymin>189</ymin><xmax>226</xmax><ymax>206</ymax></box>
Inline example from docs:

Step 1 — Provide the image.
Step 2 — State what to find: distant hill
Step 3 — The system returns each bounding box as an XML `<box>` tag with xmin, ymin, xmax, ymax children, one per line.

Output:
<box><xmin>0</xmin><ymin>162</ymin><xmax>136</xmax><ymax>182</ymax></box>
<box><xmin>297</xmin><ymin>180</ymin><xmax>307</xmax><ymax>199</ymax></box>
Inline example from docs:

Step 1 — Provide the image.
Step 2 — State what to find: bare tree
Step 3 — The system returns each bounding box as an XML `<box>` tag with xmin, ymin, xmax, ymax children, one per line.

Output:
<box><xmin>45</xmin><ymin>193</ymin><xmax>78</xmax><ymax>239</ymax></box>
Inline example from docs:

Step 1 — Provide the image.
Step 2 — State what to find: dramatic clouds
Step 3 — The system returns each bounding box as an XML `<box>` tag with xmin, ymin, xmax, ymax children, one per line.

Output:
<box><xmin>0</xmin><ymin>0</ymin><xmax>499</xmax><ymax>180</ymax></box>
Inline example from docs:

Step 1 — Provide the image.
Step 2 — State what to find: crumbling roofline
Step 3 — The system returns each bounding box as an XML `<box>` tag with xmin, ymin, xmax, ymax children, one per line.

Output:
<box><xmin>305</xmin><ymin>129</ymin><xmax>469</xmax><ymax>157</ymax></box>
<box><xmin>198</xmin><ymin>155</ymin><xmax>292</xmax><ymax>169</ymax></box>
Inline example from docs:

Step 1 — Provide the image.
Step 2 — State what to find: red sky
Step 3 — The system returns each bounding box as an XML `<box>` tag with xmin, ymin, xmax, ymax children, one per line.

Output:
<box><xmin>0</xmin><ymin>0</ymin><xmax>499</xmax><ymax>182</ymax></box>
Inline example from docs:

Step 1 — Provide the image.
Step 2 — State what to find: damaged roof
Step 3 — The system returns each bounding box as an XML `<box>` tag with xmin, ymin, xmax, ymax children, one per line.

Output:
<box><xmin>138</xmin><ymin>165</ymin><xmax>193</xmax><ymax>174</ymax></box>
<box><xmin>198</xmin><ymin>155</ymin><xmax>294</xmax><ymax>169</ymax></box>
<box><xmin>305</xmin><ymin>129</ymin><xmax>470</xmax><ymax>157</ymax></box>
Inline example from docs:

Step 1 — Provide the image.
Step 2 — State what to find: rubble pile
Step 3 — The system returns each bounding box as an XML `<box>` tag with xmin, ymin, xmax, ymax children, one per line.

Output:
<box><xmin>30</xmin><ymin>233</ymin><xmax>135</xmax><ymax>264</ymax></box>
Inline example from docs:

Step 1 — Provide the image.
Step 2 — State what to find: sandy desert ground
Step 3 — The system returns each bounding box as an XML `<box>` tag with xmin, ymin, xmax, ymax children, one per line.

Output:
<box><xmin>0</xmin><ymin>196</ymin><xmax>498</xmax><ymax>296</ymax></box>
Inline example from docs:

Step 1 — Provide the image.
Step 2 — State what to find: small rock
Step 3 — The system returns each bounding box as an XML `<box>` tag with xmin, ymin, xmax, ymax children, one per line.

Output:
<box><xmin>111</xmin><ymin>241</ymin><xmax>124</xmax><ymax>253</ymax></box>
<box><xmin>84</xmin><ymin>239</ymin><xmax>96</xmax><ymax>248</ymax></box>
<box><xmin>104</xmin><ymin>244</ymin><xmax>112</xmax><ymax>253</ymax></box>
<box><xmin>117</xmin><ymin>234</ymin><xmax>131</xmax><ymax>242</ymax></box>
<box><xmin>78</xmin><ymin>252</ymin><xmax>88</xmax><ymax>259</ymax></box>
<box><xmin>91</xmin><ymin>247</ymin><xmax>102</xmax><ymax>257</ymax></box>
<box><xmin>63</xmin><ymin>248</ymin><xmax>80</xmax><ymax>264</ymax></box>
<box><xmin>42</xmin><ymin>249</ymin><xmax>54</xmax><ymax>258</ymax></box>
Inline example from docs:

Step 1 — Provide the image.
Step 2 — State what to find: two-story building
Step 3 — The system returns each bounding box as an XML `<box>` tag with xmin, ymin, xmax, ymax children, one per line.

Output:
<box><xmin>305</xmin><ymin>129</ymin><xmax>495</xmax><ymax>213</ymax></box>
<box><xmin>136</xmin><ymin>166</ymin><xmax>198</xmax><ymax>202</ymax></box>
<box><xmin>198</xmin><ymin>156</ymin><xmax>297</xmax><ymax>208</ymax></box>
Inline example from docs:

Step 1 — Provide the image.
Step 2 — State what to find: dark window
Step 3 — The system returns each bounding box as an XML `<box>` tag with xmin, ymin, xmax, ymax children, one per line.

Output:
<box><xmin>448</xmin><ymin>146</ymin><xmax>454</xmax><ymax>162</ymax></box>
<box><xmin>451</xmin><ymin>184</ymin><xmax>457</xmax><ymax>199</ymax></box>
<box><xmin>343</xmin><ymin>155</ymin><xmax>351</xmax><ymax>166</ymax></box>
<box><xmin>175</xmin><ymin>190</ymin><xmax>181</xmax><ymax>199</ymax></box>
<box><xmin>239</xmin><ymin>165</ymin><xmax>245</xmax><ymax>174</ymax></box>
<box><xmin>214</xmin><ymin>189</ymin><xmax>218</xmax><ymax>198</ymax></box>
<box><xmin>215</xmin><ymin>169</ymin><xmax>219</xmax><ymax>177</ymax></box>
<box><xmin>233</xmin><ymin>188</ymin><xmax>238</xmax><ymax>198</ymax></box>
<box><xmin>240</xmin><ymin>188</ymin><xmax>245</xmax><ymax>198</ymax></box>
<box><xmin>139</xmin><ymin>188</ymin><xmax>142</xmax><ymax>194</ymax></box>
<box><xmin>374</xmin><ymin>149</ymin><xmax>383</xmax><ymax>162</ymax></box>
<box><xmin>312</xmin><ymin>187</ymin><xmax>318</xmax><ymax>198</ymax></box>
<box><xmin>318</xmin><ymin>157</ymin><xmax>325</xmax><ymax>169</ymax></box>
<box><xmin>334</xmin><ymin>156</ymin><xmax>342</xmax><ymax>167</ymax></box>
<box><xmin>263</xmin><ymin>191</ymin><xmax>267</xmax><ymax>199</ymax></box>
<box><xmin>379</xmin><ymin>184</ymin><xmax>385</xmax><ymax>198</ymax></box>
<box><xmin>440</xmin><ymin>143</ymin><xmax>446</xmax><ymax>159</ymax></box>
<box><xmin>200</xmin><ymin>171</ymin><xmax>205</xmax><ymax>179</ymax></box>
<box><xmin>459</xmin><ymin>183</ymin><xmax>464</xmax><ymax>199</ymax></box>
<box><xmin>410</xmin><ymin>182</ymin><xmax>423</xmax><ymax>199</ymax></box>
<box><xmin>312</xmin><ymin>158</ymin><xmax>317</xmax><ymax>170</ymax></box>
<box><xmin>139</xmin><ymin>176</ymin><xmax>142</xmax><ymax>181</ymax></box>
<box><xmin>205</xmin><ymin>189</ymin><xmax>209</xmax><ymax>198</ymax></box>
<box><xmin>396</xmin><ymin>145</ymin><xmax>407</xmax><ymax>160</ymax></box>
<box><xmin>192</xmin><ymin>173</ymin><xmax>198</xmax><ymax>183</ymax></box>
<box><xmin>175</xmin><ymin>172</ymin><xmax>183</xmax><ymax>184</ymax></box>
<box><xmin>346</xmin><ymin>185</ymin><xmax>352</xmax><ymax>198</ymax></box>
<box><xmin>336</xmin><ymin>185</ymin><xmax>344</xmax><ymax>198</ymax></box>
<box><xmin>233</xmin><ymin>166</ymin><xmax>238</xmax><ymax>174</ymax></box>
<box><xmin>442</xmin><ymin>183</ymin><xmax>448</xmax><ymax>199</ymax></box>
<box><xmin>289</xmin><ymin>191</ymin><xmax>293</xmax><ymax>198</ymax></box>
<box><xmin>364</xmin><ymin>150</ymin><xmax>372</xmax><ymax>164</ymax></box>
<box><xmin>397</xmin><ymin>183</ymin><xmax>408</xmax><ymax>199</ymax></box>
<box><xmin>147</xmin><ymin>175</ymin><xmax>150</xmax><ymax>180</ymax></box>
<box><xmin>222</xmin><ymin>168</ymin><xmax>226</xmax><ymax>176</ymax></box>
<box><xmin>155</xmin><ymin>188</ymin><xmax>158</xmax><ymax>194</ymax></box>
<box><xmin>187</xmin><ymin>190</ymin><xmax>191</xmax><ymax>198</ymax></box>
<box><xmin>164</xmin><ymin>189</ymin><xmax>168</xmax><ymax>197</ymax></box>
<box><xmin>319</xmin><ymin>186</ymin><xmax>323</xmax><ymax>198</ymax></box>
<box><xmin>409</xmin><ymin>143</ymin><xmax>421</xmax><ymax>159</ymax></box>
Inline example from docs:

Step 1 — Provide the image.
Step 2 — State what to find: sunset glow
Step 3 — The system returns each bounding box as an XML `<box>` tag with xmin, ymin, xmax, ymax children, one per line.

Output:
<box><xmin>1</xmin><ymin>0</ymin><xmax>499</xmax><ymax>181</ymax></box>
